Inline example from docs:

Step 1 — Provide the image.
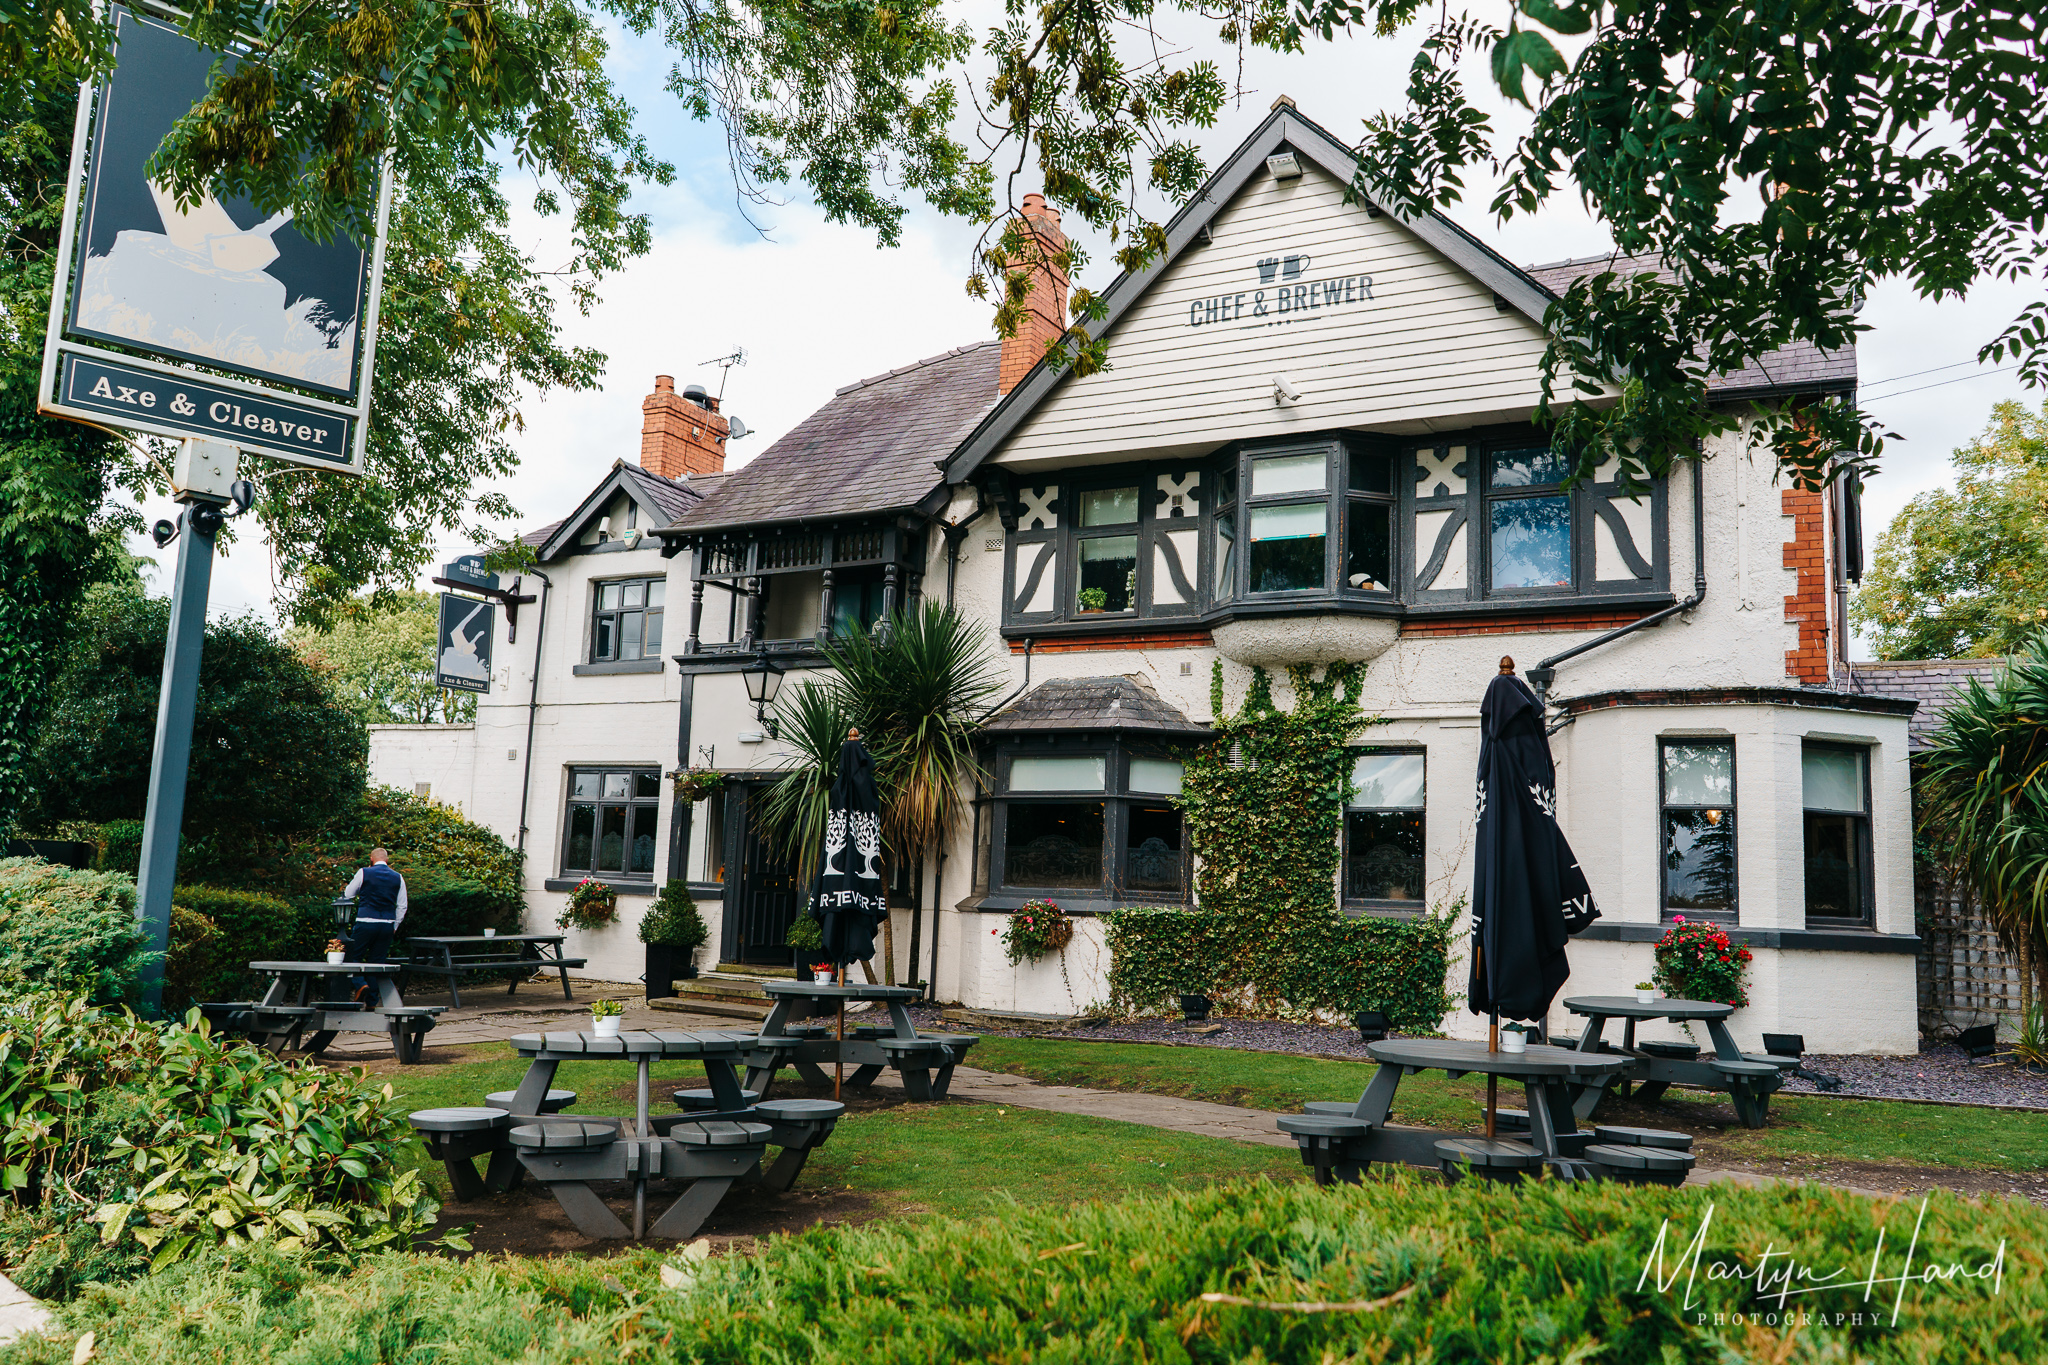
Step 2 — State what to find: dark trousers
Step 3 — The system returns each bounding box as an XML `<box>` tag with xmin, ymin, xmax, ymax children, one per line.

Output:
<box><xmin>348</xmin><ymin>918</ymin><xmax>396</xmax><ymax>998</ymax></box>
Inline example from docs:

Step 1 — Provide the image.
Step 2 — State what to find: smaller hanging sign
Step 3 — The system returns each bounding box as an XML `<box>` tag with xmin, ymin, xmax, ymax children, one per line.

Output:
<box><xmin>435</xmin><ymin>593</ymin><xmax>495</xmax><ymax>694</ymax></box>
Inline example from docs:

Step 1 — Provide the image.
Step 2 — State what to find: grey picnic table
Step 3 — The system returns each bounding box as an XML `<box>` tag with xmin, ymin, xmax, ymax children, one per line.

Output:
<box><xmin>1563</xmin><ymin>995</ymin><xmax>1798</xmax><ymax>1128</ymax></box>
<box><xmin>502</xmin><ymin>1029</ymin><xmax>796</xmax><ymax>1241</ymax></box>
<box><xmin>223</xmin><ymin>961</ymin><xmax>443</xmax><ymax>1062</ymax></box>
<box><xmin>751</xmin><ymin>981</ymin><xmax>962</xmax><ymax>1098</ymax></box>
<box><xmin>1276</xmin><ymin>1037</ymin><xmax>1630</xmax><ymax>1183</ymax></box>
<box><xmin>403</xmin><ymin>934</ymin><xmax>585</xmax><ymax>1005</ymax></box>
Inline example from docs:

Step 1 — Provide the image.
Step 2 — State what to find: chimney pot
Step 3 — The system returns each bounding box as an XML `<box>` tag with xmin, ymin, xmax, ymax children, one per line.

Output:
<box><xmin>655</xmin><ymin>374</ymin><xmax>675</xmax><ymax>392</ymax></box>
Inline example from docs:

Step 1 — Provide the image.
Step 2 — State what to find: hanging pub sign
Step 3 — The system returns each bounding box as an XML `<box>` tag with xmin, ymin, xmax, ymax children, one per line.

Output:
<box><xmin>38</xmin><ymin>5</ymin><xmax>390</xmax><ymax>474</ymax></box>
<box><xmin>436</xmin><ymin>593</ymin><xmax>495</xmax><ymax>694</ymax></box>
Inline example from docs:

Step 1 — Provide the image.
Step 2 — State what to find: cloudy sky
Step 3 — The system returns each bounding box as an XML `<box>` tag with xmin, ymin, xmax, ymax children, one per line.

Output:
<box><xmin>130</xmin><ymin>9</ymin><xmax>2039</xmax><ymax>660</ymax></box>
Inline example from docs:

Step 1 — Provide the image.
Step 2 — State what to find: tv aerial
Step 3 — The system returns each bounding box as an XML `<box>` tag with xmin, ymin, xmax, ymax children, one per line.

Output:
<box><xmin>701</xmin><ymin>347</ymin><xmax>750</xmax><ymax>440</ymax></box>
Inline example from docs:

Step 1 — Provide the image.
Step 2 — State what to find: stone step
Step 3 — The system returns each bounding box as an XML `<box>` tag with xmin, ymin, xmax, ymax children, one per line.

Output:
<box><xmin>716</xmin><ymin>962</ymin><xmax>798</xmax><ymax>979</ymax></box>
<box><xmin>647</xmin><ymin>995</ymin><xmax>770</xmax><ymax>1022</ymax></box>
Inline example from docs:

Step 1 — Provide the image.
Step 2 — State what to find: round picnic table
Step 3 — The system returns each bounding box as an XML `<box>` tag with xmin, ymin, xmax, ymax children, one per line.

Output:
<box><xmin>227</xmin><ymin>960</ymin><xmax>439</xmax><ymax>1061</ymax></box>
<box><xmin>1562</xmin><ymin>995</ymin><xmax>1795</xmax><ymax>1127</ymax></box>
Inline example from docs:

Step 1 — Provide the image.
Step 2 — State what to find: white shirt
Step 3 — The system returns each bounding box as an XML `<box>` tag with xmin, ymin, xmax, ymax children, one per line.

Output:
<box><xmin>343</xmin><ymin>863</ymin><xmax>410</xmax><ymax>927</ymax></box>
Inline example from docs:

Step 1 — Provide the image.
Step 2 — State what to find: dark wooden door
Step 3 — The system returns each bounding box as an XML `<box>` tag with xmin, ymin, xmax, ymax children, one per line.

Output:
<box><xmin>720</xmin><ymin>783</ymin><xmax>801</xmax><ymax>964</ymax></box>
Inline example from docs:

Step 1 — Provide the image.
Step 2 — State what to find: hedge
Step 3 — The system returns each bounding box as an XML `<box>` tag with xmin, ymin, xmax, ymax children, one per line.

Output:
<box><xmin>0</xmin><ymin>858</ymin><xmax>147</xmax><ymax>1002</ymax></box>
<box><xmin>167</xmin><ymin>886</ymin><xmax>327</xmax><ymax>1005</ymax></box>
<box><xmin>1104</xmin><ymin>903</ymin><xmax>1458</xmax><ymax>1030</ymax></box>
<box><xmin>7</xmin><ymin>1176</ymin><xmax>2038</xmax><ymax>1362</ymax></box>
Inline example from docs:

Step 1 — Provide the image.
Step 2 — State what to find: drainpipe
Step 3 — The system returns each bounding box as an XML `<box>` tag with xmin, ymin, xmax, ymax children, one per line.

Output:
<box><xmin>980</xmin><ymin>636</ymin><xmax>1036</xmax><ymax>721</ymax></box>
<box><xmin>1527</xmin><ymin>457</ymin><xmax>1706</xmax><ymax>729</ymax></box>
<box><xmin>514</xmin><ymin>569</ymin><xmax>553</xmax><ymax>862</ymax></box>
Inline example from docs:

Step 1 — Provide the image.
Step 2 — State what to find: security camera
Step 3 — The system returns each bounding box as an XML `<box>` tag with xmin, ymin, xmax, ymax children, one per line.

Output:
<box><xmin>1272</xmin><ymin>374</ymin><xmax>1304</xmax><ymax>405</ymax></box>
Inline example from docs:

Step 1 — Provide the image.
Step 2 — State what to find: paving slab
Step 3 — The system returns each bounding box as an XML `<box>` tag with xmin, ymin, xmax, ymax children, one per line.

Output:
<box><xmin>0</xmin><ymin>1273</ymin><xmax>54</xmax><ymax>1347</ymax></box>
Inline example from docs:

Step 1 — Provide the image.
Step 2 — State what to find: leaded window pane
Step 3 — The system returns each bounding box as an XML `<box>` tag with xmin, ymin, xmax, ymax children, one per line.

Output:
<box><xmin>1663</xmin><ymin>743</ymin><xmax>1733</xmax><ymax>806</ymax></box>
<box><xmin>1252</xmin><ymin>452</ymin><xmax>1326</xmax><ymax>495</ymax></box>
<box><xmin>1009</xmin><ymin>755</ymin><xmax>1106</xmax><ymax>791</ymax></box>
<box><xmin>1490</xmin><ymin>495</ymin><xmax>1572</xmax><ymax>589</ymax></box>
<box><xmin>1124</xmin><ymin>804</ymin><xmax>1184</xmax><ymax>892</ymax></box>
<box><xmin>1491</xmin><ymin>447</ymin><xmax>1573</xmax><ymax>487</ymax></box>
<box><xmin>1079</xmin><ymin>487</ymin><xmax>1140</xmax><ymax>526</ymax></box>
<box><xmin>1003</xmin><ymin>802</ymin><xmax>1105</xmax><ymax>888</ymax></box>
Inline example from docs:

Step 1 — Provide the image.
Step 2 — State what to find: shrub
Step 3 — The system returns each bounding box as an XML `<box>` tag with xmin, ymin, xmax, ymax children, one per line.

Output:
<box><xmin>352</xmin><ymin>786</ymin><xmax>522</xmax><ymax>909</ymax></box>
<box><xmin>5</xmin><ymin>1177</ymin><xmax>2041</xmax><ymax>1363</ymax></box>
<box><xmin>0</xmin><ymin>858</ymin><xmax>147</xmax><ymax>1002</ymax></box>
<box><xmin>0</xmin><ymin>994</ymin><xmax>449</xmax><ymax>1286</ymax></box>
<box><xmin>1652</xmin><ymin>916</ymin><xmax>1754</xmax><ymax>1007</ymax></box>
<box><xmin>787</xmin><ymin>912</ymin><xmax>824</xmax><ymax>952</ymax></box>
<box><xmin>1105</xmin><ymin>900</ymin><xmax>1459</xmax><ymax>1032</ymax></box>
<box><xmin>168</xmin><ymin>886</ymin><xmax>326</xmax><ymax>1003</ymax></box>
<box><xmin>162</xmin><ymin>907</ymin><xmax>227</xmax><ymax>1008</ymax></box>
<box><xmin>95</xmin><ymin>818</ymin><xmax>144</xmax><ymax>876</ymax></box>
<box><xmin>389</xmin><ymin>861</ymin><xmax>519</xmax><ymax>939</ymax></box>
<box><xmin>639</xmin><ymin>881</ymin><xmax>709</xmax><ymax>948</ymax></box>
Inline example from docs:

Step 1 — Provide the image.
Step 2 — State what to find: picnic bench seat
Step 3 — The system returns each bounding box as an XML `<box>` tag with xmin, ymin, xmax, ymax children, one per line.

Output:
<box><xmin>674</xmin><ymin>1088</ymin><xmax>763</xmax><ymax>1112</ymax></box>
<box><xmin>1637</xmin><ymin>1040</ymin><xmax>1702</xmax><ymax>1060</ymax></box>
<box><xmin>877</xmin><ymin>1037</ymin><xmax>950</xmax><ymax>1101</ymax></box>
<box><xmin>402</xmin><ymin>935</ymin><xmax>587</xmax><ymax>1006</ymax></box>
<box><xmin>1591</xmin><ymin>1125</ymin><xmax>1692</xmax><ymax>1150</ymax></box>
<box><xmin>739</xmin><ymin>1036</ymin><xmax>831</xmax><ymax>1096</ymax></box>
<box><xmin>409</xmin><ymin>1107</ymin><xmax>522</xmax><ymax>1201</ymax></box>
<box><xmin>1708</xmin><ymin>1058</ymin><xmax>1783</xmax><ymax>1129</ymax></box>
<box><xmin>486</xmin><ymin>1089</ymin><xmax>577</xmax><ymax>1114</ymax></box>
<box><xmin>750</xmin><ymin>1097</ymin><xmax>844</xmax><ymax>1190</ymax></box>
<box><xmin>1582</xmin><ymin>1142</ymin><xmax>1693</xmax><ymax>1186</ymax></box>
<box><xmin>1435</xmin><ymin>1137</ymin><xmax>1541</xmax><ymax>1181</ymax></box>
<box><xmin>924</xmin><ymin>1034</ymin><xmax>979</xmax><ymax>1099</ymax></box>
<box><xmin>1279</xmin><ymin>1113</ymin><xmax>1374</xmax><ymax>1185</ymax></box>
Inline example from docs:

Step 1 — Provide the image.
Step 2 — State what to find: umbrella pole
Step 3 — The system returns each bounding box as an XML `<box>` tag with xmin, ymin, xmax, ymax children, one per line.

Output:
<box><xmin>1486</xmin><ymin>1010</ymin><xmax>1499</xmax><ymax>1141</ymax></box>
<box><xmin>835</xmin><ymin>963</ymin><xmax>845</xmax><ymax>1102</ymax></box>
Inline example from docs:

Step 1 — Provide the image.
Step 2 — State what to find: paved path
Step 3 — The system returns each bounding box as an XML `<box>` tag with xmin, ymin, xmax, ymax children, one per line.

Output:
<box><xmin>323</xmin><ymin>980</ymin><xmax>734</xmax><ymax>1059</ymax></box>
<box><xmin>945</xmin><ymin>1066</ymin><xmax>1295</xmax><ymax>1147</ymax></box>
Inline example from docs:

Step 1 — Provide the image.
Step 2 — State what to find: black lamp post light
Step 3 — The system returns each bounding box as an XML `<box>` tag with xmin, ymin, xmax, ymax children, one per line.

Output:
<box><xmin>741</xmin><ymin>652</ymin><xmax>785</xmax><ymax>738</ymax></box>
<box><xmin>331</xmin><ymin>895</ymin><xmax>357</xmax><ymax>934</ymax></box>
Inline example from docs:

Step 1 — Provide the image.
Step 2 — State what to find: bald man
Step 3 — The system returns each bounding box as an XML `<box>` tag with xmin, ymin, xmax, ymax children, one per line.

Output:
<box><xmin>342</xmin><ymin>848</ymin><xmax>408</xmax><ymax>1000</ymax></box>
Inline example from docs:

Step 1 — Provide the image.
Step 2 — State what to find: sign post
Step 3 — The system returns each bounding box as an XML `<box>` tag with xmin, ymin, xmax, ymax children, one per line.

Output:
<box><xmin>37</xmin><ymin>9</ymin><xmax>390</xmax><ymax>1013</ymax></box>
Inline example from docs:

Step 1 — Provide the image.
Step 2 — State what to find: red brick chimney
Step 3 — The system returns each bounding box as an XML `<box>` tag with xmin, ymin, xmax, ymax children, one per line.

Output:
<box><xmin>998</xmin><ymin>194</ymin><xmax>1070</xmax><ymax>396</ymax></box>
<box><xmin>640</xmin><ymin>375</ymin><xmax>728</xmax><ymax>478</ymax></box>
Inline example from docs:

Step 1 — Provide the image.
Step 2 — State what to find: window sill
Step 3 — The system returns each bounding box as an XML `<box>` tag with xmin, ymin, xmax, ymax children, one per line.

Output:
<box><xmin>572</xmin><ymin>659</ymin><xmax>664</xmax><ymax>676</ymax></box>
<box><xmin>1342</xmin><ymin>902</ymin><xmax>1429</xmax><ymax>919</ymax></box>
<box><xmin>969</xmin><ymin>893</ymin><xmax>1188</xmax><ymax>917</ymax></box>
<box><xmin>1573</xmin><ymin>922</ymin><xmax>1916</xmax><ymax>954</ymax></box>
<box><xmin>543</xmin><ymin>878</ymin><xmax>657</xmax><ymax>896</ymax></box>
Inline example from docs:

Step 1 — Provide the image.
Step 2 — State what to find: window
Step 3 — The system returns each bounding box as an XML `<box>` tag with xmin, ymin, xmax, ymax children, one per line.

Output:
<box><xmin>992</xmin><ymin>747</ymin><xmax>1188</xmax><ymax>900</ymax></box>
<box><xmin>1345</xmin><ymin>448</ymin><xmax>1394</xmax><ymax>592</ymax></box>
<box><xmin>1212</xmin><ymin>464</ymin><xmax>1238</xmax><ymax>603</ymax></box>
<box><xmin>1345</xmin><ymin>750</ymin><xmax>1425</xmax><ymax>904</ymax></box>
<box><xmin>1246</xmin><ymin>450</ymin><xmax>1329</xmax><ymax>593</ymax></box>
<box><xmin>563</xmin><ymin>767</ymin><xmax>662</xmax><ymax>879</ymax></box>
<box><xmin>1487</xmin><ymin>447</ymin><xmax>1574</xmax><ymax>591</ymax></box>
<box><xmin>592</xmin><ymin>577</ymin><xmax>665</xmax><ymax>661</ymax></box>
<box><xmin>1803</xmin><ymin>744</ymin><xmax>1871</xmax><ymax>924</ymax></box>
<box><xmin>828</xmin><ymin>567</ymin><xmax>887</xmax><ymax>637</ymax></box>
<box><xmin>1074</xmin><ymin>485</ymin><xmax>1139</xmax><ymax>614</ymax></box>
<box><xmin>1661</xmin><ymin>740</ymin><xmax>1736</xmax><ymax>918</ymax></box>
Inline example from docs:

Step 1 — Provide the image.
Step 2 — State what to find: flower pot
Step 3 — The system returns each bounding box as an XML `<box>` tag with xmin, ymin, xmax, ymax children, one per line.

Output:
<box><xmin>483</xmin><ymin>928</ymin><xmax>497</xmax><ymax>937</ymax></box>
<box><xmin>813</xmin><ymin>971</ymin><xmax>835</xmax><ymax>984</ymax></box>
<box><xmin>592</xmin><ymin>1017</ymin><xmax>621</xmax><ymax>1038</ymax></box>
<box><xmin>1636</xmin><ymin>990</ymin><xmax>1658</xmax><ymax>1005</ymax></box>
<box><xmin>325</xmin><ymin>951</ymin><xmax>345</xmax><ymax>965</ymax></box>
<box><xmin>1500</xmin><ymin>1032</ymin><xmax>1528</xmax><ymax>1054</ymax></box>
<box><xmin>645</xmin><ymin>944</ymin><xmax>680</xmax><ymax>1000</ymax></box>
<box><xmin>1178</xmin><ymin>993</ymin><xmax>1212</xmax><ymax>1023</ymax></box>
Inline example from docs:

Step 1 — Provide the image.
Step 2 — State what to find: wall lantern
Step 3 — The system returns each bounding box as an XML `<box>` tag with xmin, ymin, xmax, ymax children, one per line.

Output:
<box><xmin>741</xmin><ymin>652</ymin><xmax>785</xmax><ymax>737</ymax></box>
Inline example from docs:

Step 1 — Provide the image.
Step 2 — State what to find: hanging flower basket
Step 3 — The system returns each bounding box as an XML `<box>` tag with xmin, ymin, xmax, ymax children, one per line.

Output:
<box><xmin>1000</xmin><ymin>899</ymin><xmax>1074</xmax><ymax>965</ymax></box>
<box><xmin>1652</xmin><ymin>916</ymin><xmax>1753</xmax><ymax>1008</ymax></box>
<box><xmin>670</xmin><ymin>767</ymin><xmax>727</xmax><ymax>803</ymax></box>
<box><xmin>557</xmin><ymin>877</ymin><xmax>619</xmax><ymax>931</ymax></box>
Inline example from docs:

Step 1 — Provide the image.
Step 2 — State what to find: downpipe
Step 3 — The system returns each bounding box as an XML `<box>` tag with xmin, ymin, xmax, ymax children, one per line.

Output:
<box><xmin>514</xmin><ymin>569</ymin><xmax>553</xmax><ymax>860</ymax></box>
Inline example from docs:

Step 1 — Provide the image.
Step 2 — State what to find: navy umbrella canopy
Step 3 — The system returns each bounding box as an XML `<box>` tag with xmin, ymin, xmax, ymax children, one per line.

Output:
<box><xmin>811</xmin><ymin>736</ymin><xmax>889</xmax><ymax>967</ymax></box>
<box><xmin>1470</xmin><ymin>660</ymin><xmax>1601</xmax><ymax>1023</ymax></box>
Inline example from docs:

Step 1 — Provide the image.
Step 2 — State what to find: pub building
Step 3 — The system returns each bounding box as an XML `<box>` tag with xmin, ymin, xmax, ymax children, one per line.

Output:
<box><xmin>372</xmin><ymin>102</ymin><xmax>1920</xmax><ymax>1053</ymax></box>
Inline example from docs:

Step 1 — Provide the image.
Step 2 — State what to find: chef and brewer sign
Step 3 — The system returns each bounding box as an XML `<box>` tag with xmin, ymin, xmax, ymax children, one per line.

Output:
<box><xmin>38</xmin><ymin>5</ymin><xmax>389</xmax><ymax>473</ymax></box>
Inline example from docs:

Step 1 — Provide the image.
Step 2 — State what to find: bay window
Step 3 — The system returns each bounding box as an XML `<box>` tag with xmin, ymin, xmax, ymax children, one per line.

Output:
<box><xmin>1660</xmin><ymin>740</ymin><xmax>1736</xmax><ymax>918</ymax></box>
<box><xmin>991</xmin><ymin>745</ymin><xmax>1189</xmax><ymax>901</ymax></box>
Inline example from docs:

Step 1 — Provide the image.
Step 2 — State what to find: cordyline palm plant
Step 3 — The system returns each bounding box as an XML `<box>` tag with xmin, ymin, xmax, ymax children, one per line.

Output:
<box><xmin>761</xmin><ymin>602</ymin><xmax>1005</xmax><ymax>982</ymax></box>
<box><xmin>1918</xmin><ymin>636</ymin><xmax>2048</xmax><ymax>1037</ymax></box>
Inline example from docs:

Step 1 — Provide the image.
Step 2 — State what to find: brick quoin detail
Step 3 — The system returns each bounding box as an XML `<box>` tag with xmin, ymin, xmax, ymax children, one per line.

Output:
<box><xmin>1782</xmin><ymin>487</ymin><xmax>1829</xmax><ymax>684</ymax></box>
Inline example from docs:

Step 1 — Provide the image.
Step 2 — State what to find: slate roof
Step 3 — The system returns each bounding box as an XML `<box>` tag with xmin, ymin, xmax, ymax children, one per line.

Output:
<box><xmin>1523</xmin><ymin>254</ymin><xmax>1857</xmax><ymax>397</ymax></box>
<box><xmin>982</xmin><ymin>675</ymin><xmax>1212</xmax><ymax>736</ymax></box>
<box><xmin>1845</xmin><ymin>658</ymin><xmax>2007</xmax><ymax>750</ymax></box>
<box><xmin>664</xmin><ymin>343</ymin><xmax>1001</xmax><ymax>534</ymax></box>
<box><xmin>623</xmin><ymin>462</ymin><xmax>724</xmax><ymax>524</ymax></box>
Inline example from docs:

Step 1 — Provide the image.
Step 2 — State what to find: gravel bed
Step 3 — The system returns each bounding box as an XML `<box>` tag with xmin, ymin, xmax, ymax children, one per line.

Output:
<box><xmin>924</xmin><ymin>1008</ymin><xmax>2048</xmax><ymax>1111</ymax></box>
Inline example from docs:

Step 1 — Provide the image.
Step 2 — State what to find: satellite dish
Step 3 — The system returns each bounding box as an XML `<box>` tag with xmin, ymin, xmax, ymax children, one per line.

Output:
<box><xmin>726</xmin><ymin>417</ymin><xmax>750</xmax><ymax>441</ymax></box>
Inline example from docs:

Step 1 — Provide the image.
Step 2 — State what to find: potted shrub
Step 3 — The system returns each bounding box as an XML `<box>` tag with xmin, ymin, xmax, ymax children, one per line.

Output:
<box><xmin>1499</xmin><ymin>1022</ymin><xmax>1534</xmax><ymax>1054</ymax></box>
<box><xmin>590</xmin><ymin>998</ymin><xmax>625</xmax><ymax>1037</ymax></box>
<box><xmin>1635</xmin><ymin>980</ymin><xmax>1659</xmax><ymax>1005</ymax></box>
<box><xmin>640</xmin><ymin>882</ymin><xmax>709</xmax><ymax>999</ymax></box>
<box><xmin>324</xmin><ymin>937</ymin><xmax>347</xmax><ymax>965</ymax></box>
<box><xmin>1077</xmin><ymin>587</ymin><xmax>1109</xmax><ymax>613</ymax></box>
<box><xmin>557</xmin><ymin>877</ymin><xmax>618</xmax><ymax>931</ymax></box>
<box><xmin>787</xmin><ymin>912</ymin><xmax>824</xmax><ymax>968</ymax></box>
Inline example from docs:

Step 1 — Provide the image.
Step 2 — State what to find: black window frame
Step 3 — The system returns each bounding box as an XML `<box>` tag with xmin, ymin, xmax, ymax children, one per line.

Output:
<box><xmin>1801</xmin><ymin>741</ymin><xmax>1875</xmax><ymax>929</ymax></box>
<box><xmin>1658</xmin><ymin>737</ymin><xmax>1738</xmax><ymax>922</ymax></box>
<box><xmin>1069</xmin><ymin>479</ymin><xmax>1144</xmax><ymax>618</ymax></box>
<box><xmin>987</xmin><ymin>740</ymin><xmax>1191</xmax><ymax>906</ymax></box>
<box><xmin>1343</xmin><ymin>746</ymin><xmax>1427</xmax><ymax>915</ymax></box>
<box><xmin>590</xmin><ymin>575</ymin><xmax>667</xmax><ymax>663</ymax></box>
<box><xmin>560</xmin><ymin>765</ymin><xmax>664</xmax><ymax>881</ymax></box>
<box><xmin>1481</xmin><ymin>443</ymin><xmax>1579</xmax><ymax>598</ymax></box>
<box><xmin>1240</xmin><ymin>441</ymin><xmax>1337</xmax><ymax>598</ymax></box>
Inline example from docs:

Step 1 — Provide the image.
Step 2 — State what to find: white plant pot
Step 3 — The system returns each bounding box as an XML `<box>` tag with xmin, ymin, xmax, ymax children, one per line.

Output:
<box><xmin>1500</xmin><ymin>1033</ymin><xmax>1528</xmax><ymax>1054</ymax></box>
<box><xmin>483</xmin><ymin>928</ymin><xmax>497</xmax><ymax>937</ymax></box>
<box><xmin>325</xmin><ymin>952</ymin><xmax>345</xmax><ymax>964</ymax></box>
<box><xmin>592</xmin><ymin>1017</ymin><xmax>621</xmax><ymax>1037</ymax></box>
<box><xmin>1636</xmin><ymin>991</ymin><xmax>1658</xmax><ymax>1004</ymax></box>
<box><xmin>814</xmin><ymin>971</ymin><xmax>835</xmax><ymax>984</ymax></box>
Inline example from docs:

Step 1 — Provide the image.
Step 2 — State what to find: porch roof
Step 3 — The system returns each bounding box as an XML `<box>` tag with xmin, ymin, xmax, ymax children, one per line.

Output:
<box><xmin>983</xmin><ymin>675</ymin><xmax>1212</xmax><ymax>738</ymax></box>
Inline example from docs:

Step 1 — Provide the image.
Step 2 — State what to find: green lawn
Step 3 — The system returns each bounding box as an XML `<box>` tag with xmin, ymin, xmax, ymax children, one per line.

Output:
<box><xmin>970</xmin><ymin>1036</ymin><xmax>2048</xmax><ymax>1172</ymax></box>
<box><xmin>378</xmin><ymin>1045</ymin><xmax>1300</xmax><ymax>1217</ymax></box>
